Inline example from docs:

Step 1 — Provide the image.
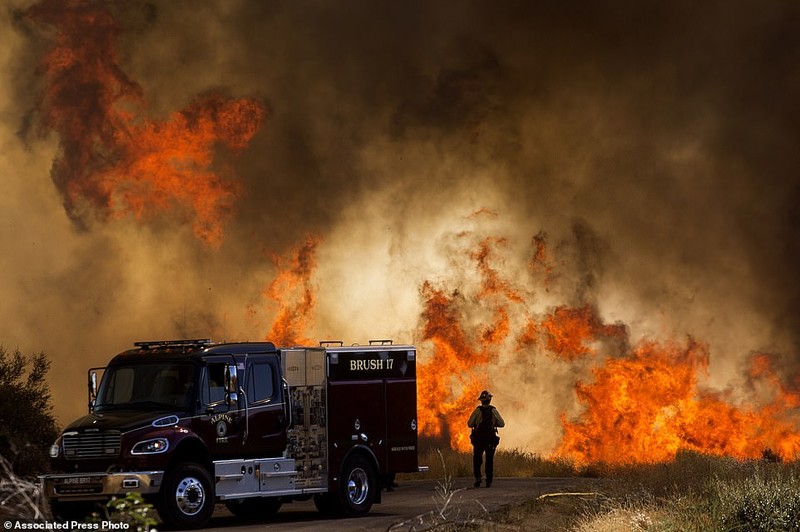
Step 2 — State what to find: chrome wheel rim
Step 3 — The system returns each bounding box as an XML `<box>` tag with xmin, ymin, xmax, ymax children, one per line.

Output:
<box><xmin>175</xmin><ymin>476</ymin><xmax>205</xmax><ymax>516</ymax></box>
<box><xmin>346</xmin><ymin>467</ymin><xmax>369</xmax><ymax>506</ymax></box>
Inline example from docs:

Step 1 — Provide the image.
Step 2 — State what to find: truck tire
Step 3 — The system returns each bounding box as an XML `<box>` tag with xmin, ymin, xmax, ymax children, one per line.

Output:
<box><xmin>225</xmin><ymin>497</ymin><xmax>282</xmax><ymax>520</ymax></box>
<box><xmin>157</xmin><ymin>462</ymin><xmax>214</xmax><ymax>529</ymax></box>
<box><xmin>337</xmin><ymin>453</ymin><xmax>377</xmax><ymax>516</ymax></box>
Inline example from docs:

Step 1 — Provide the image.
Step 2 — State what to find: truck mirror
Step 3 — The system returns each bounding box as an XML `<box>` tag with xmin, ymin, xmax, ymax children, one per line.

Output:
<box><xmin>226</xmin><ymin>390</ymin><xmax>239</xmax><ymax>406</ymax></box>
<box><xmin>224</xmin><ymin>364</ymin><xmax>239</xmax><ymax>406</ymax></box>
<box><xmin>88</xmin><ymin>371</ymin><xmax>98</xmax><ymax>413</ymax></box>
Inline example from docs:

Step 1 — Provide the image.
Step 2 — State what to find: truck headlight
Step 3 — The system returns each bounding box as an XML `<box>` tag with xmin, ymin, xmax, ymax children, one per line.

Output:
<box><xmin>131</xmin><ymin>438</ymin><xmax>169</xmax><ymax>455</ymax></box>
<box><xmin>49</xmin><ymin>441</ymin><xmax>60</xmax><ymax>458</ymax></box>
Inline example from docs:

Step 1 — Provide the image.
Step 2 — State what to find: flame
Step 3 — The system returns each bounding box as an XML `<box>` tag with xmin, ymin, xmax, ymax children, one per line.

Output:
<box><xmin>263</xmin><ymin>235</ymin><xmax>321</xmax><ymax>347</ymax></box>
<box><xmin>555</xmin><ymin>341</ymin><xmax>800</xmax><ymax>464</ymax></box>
<box><xmin>416</xmin><ymin>235</ymin><xmax>520</xmax><ymax>451</ymax></box>
<box><xmin>26</xmin><ymin>0</ymin><xmax>265</xmax><ymax>247</ymax></box>
<box><xmin>417</xmin><ymin>282</ymin><xmax>491</xmax><ymax>451</ymax></box>
<box><xmin>541</xmin><ymin>305</ymin><xmax>627</xmax><ymax>361</ymax></box>
<box><xmin>556</xmin><ymin>338</ymin><xmax>711</xmax><ymax>463</ymax></box>
<box><xmin>471</xmin><ymin>237</ymin><xmax>524</xmax><ymax>304</ymax></box>
<box><xmin>415</xmin><ymin>220</ymin><xmax>800</xmax><ymax>463</ymax></box>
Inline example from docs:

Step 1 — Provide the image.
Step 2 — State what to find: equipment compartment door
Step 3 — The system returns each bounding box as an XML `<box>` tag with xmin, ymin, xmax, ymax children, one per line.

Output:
<box><xmin>385</xmin><ymin>379</ymin><xmax>419</xmax><ymax>472</ymax></box>
<box><xmin>327</xmin><ymin>381</ymin><xmax>386</xmax><ymax>472</ymax></box>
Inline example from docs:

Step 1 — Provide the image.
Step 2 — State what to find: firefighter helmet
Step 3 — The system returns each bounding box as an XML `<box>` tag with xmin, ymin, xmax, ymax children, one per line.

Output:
<box><xmin>478</xmin><ymin>390</ymin><xmax>493</xmax><ymax>402</ymax></box>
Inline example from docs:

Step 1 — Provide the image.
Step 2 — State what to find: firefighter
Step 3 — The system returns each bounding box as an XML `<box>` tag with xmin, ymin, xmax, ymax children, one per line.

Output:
<box><xmin>467</xmin><ymin>390</ymin><xmax>505</xmax><ymax>488</ymax></box>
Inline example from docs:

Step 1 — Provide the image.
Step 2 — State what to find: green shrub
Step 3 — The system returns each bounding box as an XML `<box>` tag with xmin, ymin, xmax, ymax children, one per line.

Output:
<box><xmin>89</xmin><ymin>493</ymin><xmax>158</xmax><ymax>532</ymax></box>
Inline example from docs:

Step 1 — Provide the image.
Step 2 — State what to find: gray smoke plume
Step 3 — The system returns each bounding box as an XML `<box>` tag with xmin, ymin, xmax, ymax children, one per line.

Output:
<box><xmin>1</xmin><ymin>1</ymin><xmax>798</xmax><ymax>451</ymax></box>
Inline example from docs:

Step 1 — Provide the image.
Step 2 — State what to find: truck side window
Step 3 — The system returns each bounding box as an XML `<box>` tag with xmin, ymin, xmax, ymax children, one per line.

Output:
<box><xmin>206</xmin><ymin>364</ymin><xmax>227</xmax><ymax>405</ymax></box>
<box><xmin>247</xmin><ymin>363</ymin><xmax>274</xmax><ymax>404</ymax></box>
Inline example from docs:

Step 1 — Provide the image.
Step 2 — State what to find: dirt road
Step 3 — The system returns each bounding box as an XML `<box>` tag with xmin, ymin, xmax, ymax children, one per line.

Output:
<box><xmin>201</xmin><ymin>476</ymin><xmax>598</xmax><ymax>531</ymax></box>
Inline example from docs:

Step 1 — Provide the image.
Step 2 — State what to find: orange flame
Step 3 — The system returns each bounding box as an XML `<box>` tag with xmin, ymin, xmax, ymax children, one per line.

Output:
<box><xmin>471</xmin><ymin>237</ymin><xmax>524</xmax><ymax>304</ymax></box>
<box><xmin>416</xmin><ymin>220</ymin><xmax>800</xmax><ymax>463</ymax></box>
<box><xmin>263</xmin><ymin>235</ymin><xmax>321</xmax><ymax>347</ymax></box>
<box><xmin>417</xmin><ymin>282</ymin><xmax>491</xmax><ymax>451</ymax></box>
<box><xmin>417</xmin><ymin>235</ymin><xmax>520</xmax><ymax>451</ymax></box>
<box><xmin>555</xmin><ymin>341</ymin><xmax>800</xmax><ymax>464</ymax></box>
<box><xmin>26</xmin><ymin>0</ymin><xmax>265</xmax><ymax>247</ymax></box>
<box><xmin>541</xmin><ymin>305</ymin><xmax>627</xmax><ymax>361</ymax></box>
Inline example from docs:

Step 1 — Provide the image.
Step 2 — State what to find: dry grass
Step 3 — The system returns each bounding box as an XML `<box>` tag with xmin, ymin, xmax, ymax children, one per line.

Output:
<box><xmin>526</xmin><ymin>452</ymin><xmax>800</xmax><ymax>532</ymax></box>
<box><xmin>0</xmin><ymin>454</ymin><xmax>46</xmax><ymax>521</ymax></box>
<box><xmin>409</xmin><ymin>441</ymin><xmax>578</xmax><ymax>481</ymax></box>
<box><xmin>405</xmin><ymin>446</ymin><xmax>800</xmax><ymax>532</ymax></box>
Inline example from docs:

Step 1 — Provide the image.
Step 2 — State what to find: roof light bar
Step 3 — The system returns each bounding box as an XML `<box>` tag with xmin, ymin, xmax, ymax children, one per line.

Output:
<box><xmin>134</xmin><ymin>339</ymin><xmax>212</xmax><ymax>350</ymax></box>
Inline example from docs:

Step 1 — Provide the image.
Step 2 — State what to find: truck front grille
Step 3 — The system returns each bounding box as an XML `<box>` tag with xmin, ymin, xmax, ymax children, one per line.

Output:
<box><xmin>62</xmin><ymin>431</ymin><xmax>121</xmax><ymax>460</ymax></box>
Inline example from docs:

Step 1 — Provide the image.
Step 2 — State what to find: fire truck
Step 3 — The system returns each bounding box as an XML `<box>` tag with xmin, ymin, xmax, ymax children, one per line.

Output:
<box><xmin>42</xmin><ymin>339</ymin><xmax>421</xmax><ymax>529</ymax></box>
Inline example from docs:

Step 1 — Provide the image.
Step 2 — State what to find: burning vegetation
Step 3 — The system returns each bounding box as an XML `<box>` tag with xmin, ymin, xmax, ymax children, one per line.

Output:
<box><xmin>412</xmin><ymin>221</ymin><xmax>800</xmax><ymax>464</ymax></box>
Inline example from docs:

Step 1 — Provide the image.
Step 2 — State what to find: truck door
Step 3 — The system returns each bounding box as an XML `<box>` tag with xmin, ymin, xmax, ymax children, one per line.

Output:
<box><xmin>195</xmin><ymin>356</ymin><xmax>244</xmax><ymax>458</ymax></box>
<box><xmin>242</xmin><ymin>355</ymin><xmax>287</xmax><ymax>457</ymax></box>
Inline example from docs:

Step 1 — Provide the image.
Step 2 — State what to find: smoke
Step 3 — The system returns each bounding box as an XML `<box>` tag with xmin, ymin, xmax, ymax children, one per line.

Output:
<box><xmin>2</xmin><ymin>0</ymin><xmax>799</xmax><ymax>454</ymax></box>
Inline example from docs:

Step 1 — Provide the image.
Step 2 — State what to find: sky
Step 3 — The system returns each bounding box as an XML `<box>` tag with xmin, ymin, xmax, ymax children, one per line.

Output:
<box><xmin>1</xmin><ymin>0</ymin><xmax>798</xmax><ymax>453</ymax></box>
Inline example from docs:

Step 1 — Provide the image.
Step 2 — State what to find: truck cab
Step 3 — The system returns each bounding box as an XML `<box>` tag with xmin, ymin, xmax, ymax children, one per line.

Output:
<box><xmin>42</xmin><ymin>339</ymin><xmax>420</xmax><ymax>529</ymax></box>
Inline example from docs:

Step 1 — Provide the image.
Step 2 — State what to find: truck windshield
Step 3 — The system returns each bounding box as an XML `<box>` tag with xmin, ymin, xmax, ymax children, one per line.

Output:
<box><xmin>94</xmin><ymin>363</ymin><xmax>196</xmax><ymax>413</ymax></box>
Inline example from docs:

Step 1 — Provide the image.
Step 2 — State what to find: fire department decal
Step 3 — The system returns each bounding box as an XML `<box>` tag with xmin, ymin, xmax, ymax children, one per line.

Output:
<box><xmin>210</xmin><ymin>413</ymin><xmax>233</xmax><ymax>443</ymax></box>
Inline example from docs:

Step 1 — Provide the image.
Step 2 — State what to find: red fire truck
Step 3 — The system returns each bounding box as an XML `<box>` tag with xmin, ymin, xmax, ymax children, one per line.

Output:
<box><xmin>42</xmin><ymin>339</ymin><xmax>421</xmax><ymax>528</ymax></box>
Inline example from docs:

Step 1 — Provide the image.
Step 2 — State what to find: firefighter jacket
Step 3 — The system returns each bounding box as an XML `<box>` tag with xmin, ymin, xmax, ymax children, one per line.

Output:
<box><xmin>468</xmin><ymin>405</ymin><xmax>505</xmax><ymax>446</ymax></box>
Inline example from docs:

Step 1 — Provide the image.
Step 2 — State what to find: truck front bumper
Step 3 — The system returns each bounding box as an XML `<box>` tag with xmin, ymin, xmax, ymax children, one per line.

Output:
<box><xmin>41</xmin><ymin>471</ymin><xmax>164</xmax><ymax>501</ymax></box>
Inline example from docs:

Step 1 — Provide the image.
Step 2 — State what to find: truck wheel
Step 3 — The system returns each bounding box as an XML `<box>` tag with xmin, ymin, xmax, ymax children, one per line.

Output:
<box><xmin>225</xmin><ymin>497</ymin><xmax>282</xmax><ymax>520</ymax></box>
<box><xmin>157</xmin><ymin>462</ymin><xmax>214</xmax><ymax>529</ymax></box>
<box><xmin>338</xmin><ymin>454</ymin><xmax>377</xmax><ymax>516</ymax></box>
